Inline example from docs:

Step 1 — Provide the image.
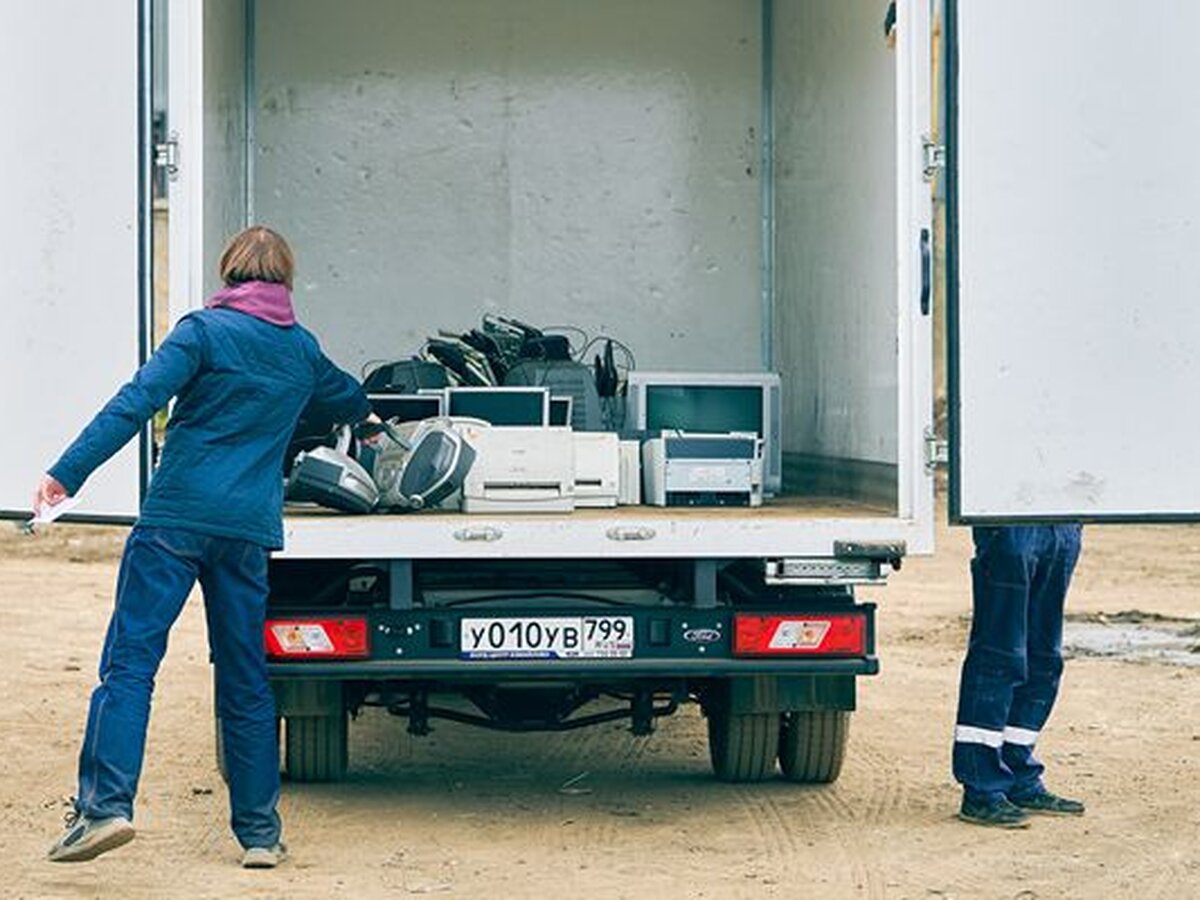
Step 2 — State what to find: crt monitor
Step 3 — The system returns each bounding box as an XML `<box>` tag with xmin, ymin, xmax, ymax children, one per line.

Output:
<box><xmin>625</xmin><ymin>371</ymin><xmax>782</xmax><ymax>495</ymax></box>
<box><xmin>446</xmin><ymin>386</ymin><xmax>550</xmax><ymax>426</ymax></box>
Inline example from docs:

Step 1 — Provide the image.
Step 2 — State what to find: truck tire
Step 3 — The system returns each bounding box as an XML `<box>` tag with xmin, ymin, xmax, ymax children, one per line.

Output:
<box><xmin>284</xmin><ymin>713</ymin><xmax>348</xmax><ymax>783</ymax></box>
<box><xmin>777</xmin><ymin>710</ymin><xmax>849</xmax><ymax>783</ymax></box>
<box><xmin>707</xmin><ymin>707</ymin><xmax>780</xmax><ymax>782</ymax></box>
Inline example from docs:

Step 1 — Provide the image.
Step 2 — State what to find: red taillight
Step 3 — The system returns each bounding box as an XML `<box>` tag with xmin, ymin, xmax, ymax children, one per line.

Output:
<box><xmin>733</xmin><ymin>613</ymin><xmax>866</xmax><ymax>657</ymax></box>
<box><xmin>265</xmin><ymin>618</ymin><xmax>370</xmax><ymax>660</ymax></box>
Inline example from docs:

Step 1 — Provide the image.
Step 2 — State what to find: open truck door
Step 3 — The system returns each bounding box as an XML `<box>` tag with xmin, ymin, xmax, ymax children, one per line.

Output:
<box><xmin>0</xmin><ymin>2</ymin><xmax>153</xmax><ymax>522</ymax></box>
<box><xmin>947</xmin><ymin>0</ymin><xmax>1200</xmax><ymax>523</ymax></box>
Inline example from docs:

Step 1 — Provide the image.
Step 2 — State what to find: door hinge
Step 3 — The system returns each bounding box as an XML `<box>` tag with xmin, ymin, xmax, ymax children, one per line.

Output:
<box><xmin>924</xmin><ymin>427</ymin><xmax>948</xmax><ymax>473</ymax></box>
<box><xmin>922</xmin><ymin>135</ymin><xmax>945</xmax><ymax>182</ymax></box>
<box><xmin>154</xmin><ymin>133</ymin><xmax>180</xmax><ymax>181</ymax></box>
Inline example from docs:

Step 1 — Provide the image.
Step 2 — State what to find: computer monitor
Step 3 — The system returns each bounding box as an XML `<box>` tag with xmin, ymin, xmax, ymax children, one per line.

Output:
<box><xmin>548</xmin><ymin>396</ymin><xmax>574</xmax><ymax>427</ymax></box>
<box><xmin>368</xmin><ymin>393</ymin><xmax>444</xmax><ymax>423</ymax></box>
<box><xmin>445</xmin><ymin>386</ymin><xmax>550</xmax><ymax>426</ymax></box>
<box><xmin>624</xmin><ymin>371</ymin><xmax>782</xmax><ymax>495</ymax></box>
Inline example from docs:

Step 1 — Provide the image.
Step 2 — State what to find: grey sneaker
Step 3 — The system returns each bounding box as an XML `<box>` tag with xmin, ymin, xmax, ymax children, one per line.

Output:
<box><xmin>47</xmin><ymin>812</ymin><xmax>135</xmax><ymax>862</ymax></box>
<box><xmin>958</xmin><ymin>794</ymin><xmax>1032</xmax><ymax>829</ymax></box>
<box><xmin>242</xmin><ymin>842</ymin><xmax>288</xmax><ymax>869</ymax></box>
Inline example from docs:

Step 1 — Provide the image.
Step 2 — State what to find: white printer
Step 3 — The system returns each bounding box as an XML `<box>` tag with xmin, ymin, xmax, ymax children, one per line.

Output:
<box><xmin>459</xmin><ymin>424</ymin><xmax>576</xmax><ymax>513</ymax></box>
<box><xmin>617</xmin><ymin>439</ymin><xmax>642</xmax><ymax>505</ymax></box>
<box><xmin>642</xmin><ymin>431</ymin><xmax>763</xmax><ymax>507</ymax></box>
<box><xmin>572</xmin><ymin>432</ymin><xmax>620</xmax><ymax>508</ymax></box>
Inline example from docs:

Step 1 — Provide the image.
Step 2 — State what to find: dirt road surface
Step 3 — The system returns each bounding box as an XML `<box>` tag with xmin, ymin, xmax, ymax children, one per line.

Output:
<box><xmin>2</xmin><ymin>502</ymin><xmax>1198</xmax><ymax>899</ymax></box>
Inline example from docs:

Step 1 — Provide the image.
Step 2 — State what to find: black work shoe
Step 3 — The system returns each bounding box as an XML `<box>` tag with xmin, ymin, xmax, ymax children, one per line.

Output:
<box><xmin>1009</xmin><ymin>789</ymin><xmax>1086</xmax><ymax>816</ymax></box>
<box><xmin>47</xmin><ymin>812</ymin><xmax>135</xmax><ymax>862</ymax></box>
<box><xmin>958</xmin><ymin>794</ymin><xmax>1032</xmax><ymax>829</ymax></box>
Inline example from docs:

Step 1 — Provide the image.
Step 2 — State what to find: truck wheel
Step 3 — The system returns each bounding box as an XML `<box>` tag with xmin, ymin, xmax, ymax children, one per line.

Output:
<box><xmin>707</xmin><ymin>707</ymin><xmax>780</xmax><ymax>782</ymax></box>
<box><xmin>778</xmin><ymin>710</ymin><xmax>849</xmax><ymax>783</ymax></box>
<box><xmin>284</xmin><ymin>713</ymin><xmax>349</xmax><ymax>783</ymax></box>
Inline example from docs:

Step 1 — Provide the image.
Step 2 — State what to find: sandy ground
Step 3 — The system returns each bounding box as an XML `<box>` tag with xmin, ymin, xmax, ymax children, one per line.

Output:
<box><xmin>2</xmin><ymin>499</ymin><xmax>1198</xmax><ymax>900</ymax></box>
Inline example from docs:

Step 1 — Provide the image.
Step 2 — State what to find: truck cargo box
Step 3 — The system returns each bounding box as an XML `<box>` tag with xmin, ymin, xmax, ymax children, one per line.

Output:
<box><xmin>167</xmin><ymin>0</ymin><xmax>935</xmax><ymax>560</ymax></box>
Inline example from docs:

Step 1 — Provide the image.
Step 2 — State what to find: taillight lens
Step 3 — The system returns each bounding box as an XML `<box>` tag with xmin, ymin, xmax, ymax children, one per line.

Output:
<box><xmin>265</xmin><ymin>618</ymin><xmax>370</xmax><ymax>660</ymax></box>
<box><xmin>733</xmin><ymin>613</ymin><xmax>867</xmax><ymax>657</ymax></box>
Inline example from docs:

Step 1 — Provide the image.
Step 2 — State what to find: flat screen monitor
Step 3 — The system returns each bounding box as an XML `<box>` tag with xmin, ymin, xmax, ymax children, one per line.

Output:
<box><xmin>625</xmin><ymin>371</ymin><xmax>782</xmax><ymax>495</ymax></box>
<box><xmin>368</xmin><ymin>393</ymin><xmax>444</xmax><ymax>423</ymax></box>
<box><xmin>549</xmin><ymin>396</ymin><xmax>573</xmax><ymax>427</ymax></box>
<box><xmin>446</xmin><ymin>386</ymin><xmax>550</xmax><ymax>426</ymax></box>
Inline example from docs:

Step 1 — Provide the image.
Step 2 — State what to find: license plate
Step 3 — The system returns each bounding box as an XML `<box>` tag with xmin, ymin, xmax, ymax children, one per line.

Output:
<box><xmin>460</xmin><ymin>616</ymin><xmax>635</xmax><ymax>660</ymax></box>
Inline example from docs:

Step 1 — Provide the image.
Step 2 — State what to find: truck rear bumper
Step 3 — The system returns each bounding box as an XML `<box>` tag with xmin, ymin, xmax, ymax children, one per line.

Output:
<box><xmin>264</xmin><ymin>603</ymin><xmax>877</xmax><ymax>680</ymax></box>
<box><xmin>267</xmin><ymin>656</ymin><xmax>878</xmax><ymax>680</ymax></box>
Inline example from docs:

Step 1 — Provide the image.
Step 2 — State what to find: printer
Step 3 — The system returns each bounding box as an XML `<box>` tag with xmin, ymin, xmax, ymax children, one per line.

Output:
<box><xmin>617</xmin><ymin>439</ymin><xmax>642</xmax><ymax>505</ymax></box>
<box><xmin>642</xmin><ymin>431</ymin><xmax>763</xmax><ymax>507</ymax></box>
<box><xmin>572</xmin><ymin>432</ymin><xmax>620</xmax><ymax>508</ymax></box>
<box><xmin>459</xmin><ymin>423</ymin><xmax>576</xmax><ymax>513</ymax></box>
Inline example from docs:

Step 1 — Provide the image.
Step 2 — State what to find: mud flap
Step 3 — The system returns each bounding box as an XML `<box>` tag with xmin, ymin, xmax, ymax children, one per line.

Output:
<box><xmin>727</xmin><ymin>675</ymin><xmax>856</xmax><ymax>715</ymax></box>
<box><xmin>271</xmin><ymin>679</ymin><xmax>345</xmax><ymax>717</ymax></box>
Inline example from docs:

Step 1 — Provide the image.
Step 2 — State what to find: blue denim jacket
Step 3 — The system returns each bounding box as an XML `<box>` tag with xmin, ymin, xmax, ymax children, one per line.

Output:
<box><xmin>49</xmin><ymin>307</ymin><xmax>369</xmax><ymax>548</ymax></box>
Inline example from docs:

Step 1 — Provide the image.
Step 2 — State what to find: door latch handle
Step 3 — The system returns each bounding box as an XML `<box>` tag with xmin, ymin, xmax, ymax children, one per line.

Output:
<box><xmin>919</xmin><ymin>227</ymin><xmax>932</xmax><ymax>316</ymax></box>
<box><xmin>605</xmin><ymin>526</ymin><xmax>657</xmax><ymax>542</ymax></box>
<box><xmin>453</xmin><ymin>526</ymin><xmax>503</xmax><ymax>543</ymax></box>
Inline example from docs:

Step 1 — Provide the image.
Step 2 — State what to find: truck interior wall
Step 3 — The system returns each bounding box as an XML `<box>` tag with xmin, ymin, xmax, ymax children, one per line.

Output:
<box><xmin>773</xmin><ymin>2</ymin><xmax>899</xmax><ymax>507</ymax></box>
<box><xmin>253</xmin><ymin>0</ymin><xmax>764</xmax><ymax>378</ymax></box>
<box><xmin>203</xmin><ymin>0</ymin><xmax>247</xmax><ymax>298</ymax></box>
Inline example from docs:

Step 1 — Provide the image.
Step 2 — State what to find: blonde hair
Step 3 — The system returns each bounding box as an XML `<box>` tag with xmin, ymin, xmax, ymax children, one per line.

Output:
<box><xmin>218</xmin><ymin>226</ymin><xmax>295</xmax><ymax>289</ymax></box>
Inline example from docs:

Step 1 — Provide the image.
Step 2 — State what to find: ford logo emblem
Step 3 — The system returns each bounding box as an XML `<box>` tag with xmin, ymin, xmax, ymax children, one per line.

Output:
<box><xmin>683</xmin><ymin>628</ymin><xmax>722</xmax><ymax>644</ymax></box>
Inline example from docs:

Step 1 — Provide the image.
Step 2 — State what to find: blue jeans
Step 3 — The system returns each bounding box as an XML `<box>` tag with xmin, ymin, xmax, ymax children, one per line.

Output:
<box><xmin>952</xmin><ymin>525</ymin><xmax>1082</xmax><ymax>802</ymax></box>
<box><xmin>75</xmin><ymin>525</ymin><xmax>281</xmax><ymax>849</ymax></box>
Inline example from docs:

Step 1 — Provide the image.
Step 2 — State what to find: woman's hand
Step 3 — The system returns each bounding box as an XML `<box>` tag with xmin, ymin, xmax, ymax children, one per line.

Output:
<box><xmin>356</xmin><ymin>413</ymin><xmax>386</xmax><ymax>448</ymax></box>
<box><xmin>33</xmin><ymin>474</ymin><xmax>69</xmax><ymax>515</ymax></box>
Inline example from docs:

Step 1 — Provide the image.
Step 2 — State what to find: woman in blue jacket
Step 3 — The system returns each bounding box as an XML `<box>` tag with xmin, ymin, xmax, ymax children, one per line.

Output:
<box><xmin>37</xmin><ymin>226</ymin><xmax>374</xmax><ymax>867</ymax></box>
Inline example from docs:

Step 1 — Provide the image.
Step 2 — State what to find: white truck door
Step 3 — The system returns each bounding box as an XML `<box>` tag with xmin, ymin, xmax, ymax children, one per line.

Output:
<box><xmin>948</xmin><ymin>0</ymin><xmax>1200</xmax><ymax>522</ymax></box>
<box><xmin>0</xmin><ymin>3</ymin><xmax>151</xmax><ymax>521</ymax></box>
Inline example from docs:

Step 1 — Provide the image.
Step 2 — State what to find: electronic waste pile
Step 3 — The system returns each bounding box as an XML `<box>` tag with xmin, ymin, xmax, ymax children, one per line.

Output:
<box><xmin>284</xmin><ymin>315</ymin><xmax>778</xmax><ymax>515</ymax></box>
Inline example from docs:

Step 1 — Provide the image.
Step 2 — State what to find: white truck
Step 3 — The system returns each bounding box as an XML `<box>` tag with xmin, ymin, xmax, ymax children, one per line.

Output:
<box><xmin>5</xmin><ymin>1</ymin><xmax>1198</xmax><ymax>783</ymax></box>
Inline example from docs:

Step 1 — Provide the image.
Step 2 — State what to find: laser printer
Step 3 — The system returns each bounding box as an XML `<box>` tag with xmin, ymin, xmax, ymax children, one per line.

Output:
<box><xmin>459</xmin><ymin>423</ymin><xmax>576</xmax><ymax>513</ymax></box>
<box><xmin>642</xmin><ymin>431</ymin><xmax>763</xmax><ymax>507</ymax></box>
<box><xmin>617</xmin><ymin>440</ymin><xmax>642</xmax><ymax>505</ymax></box>
<box><xmin>572</xmin><ymin>432</ymin><xmax>620</xmax><ymax>508</ymax></box>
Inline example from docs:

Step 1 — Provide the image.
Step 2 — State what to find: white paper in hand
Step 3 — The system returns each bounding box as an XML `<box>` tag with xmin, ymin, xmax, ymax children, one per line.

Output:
<box><xmin>27</xmin><ymin>496</ymin><xmax>82</xmax><ymax>528</ymax></box>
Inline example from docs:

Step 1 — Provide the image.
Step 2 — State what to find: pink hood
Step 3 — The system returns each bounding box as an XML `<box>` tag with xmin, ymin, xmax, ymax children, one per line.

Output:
<box><xmin>204</xmin><ymin>280</ymin><xmax>296</xmax><ymax>326</ymax></box>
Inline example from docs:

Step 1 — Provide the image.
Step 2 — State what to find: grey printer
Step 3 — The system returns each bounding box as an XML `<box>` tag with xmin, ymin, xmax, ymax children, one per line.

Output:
<box><xmin>642</xmin><ymin>432</ymin><xmax>763</xmax><ymax>508</ymax></box>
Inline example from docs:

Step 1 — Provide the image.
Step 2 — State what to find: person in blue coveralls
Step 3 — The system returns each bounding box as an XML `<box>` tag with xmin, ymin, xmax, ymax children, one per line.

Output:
<box><xmin>952</xmin><ymin>524</ymin><xmax>1086</xmax><ymax>827</ymax></box>
<box><xmin>36</xmin><ymin>226</ymin><xmax>377</xmax><ymax>867</ymax></box>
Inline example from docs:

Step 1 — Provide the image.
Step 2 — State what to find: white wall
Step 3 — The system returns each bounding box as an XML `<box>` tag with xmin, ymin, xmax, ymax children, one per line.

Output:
<box><xmin>253</xmin><ymin>0</ymin><xmax>763</xmax><ymax>376</ymax></box>
<box><xmin>774</xmin><ymin>1</ymin><xmax>898</xmax><ymax>465</ymax></box>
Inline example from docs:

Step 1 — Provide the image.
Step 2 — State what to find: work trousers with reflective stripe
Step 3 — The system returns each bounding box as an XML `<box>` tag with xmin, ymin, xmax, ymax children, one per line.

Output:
<box><xmin>952</xmin><ymin>524</ymin><xmax>1082</xmax><ymax>802</ymax></box>
<box><xmin>75</xmin><ymin>526</ymin><xmax>282</xmax><ymax>849</ymax></box>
